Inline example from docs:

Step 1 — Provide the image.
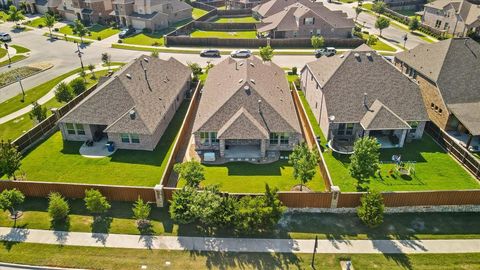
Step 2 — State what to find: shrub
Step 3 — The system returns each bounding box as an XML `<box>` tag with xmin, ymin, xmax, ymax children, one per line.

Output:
<box><xmin>0</xmin><ymin>189</ymin><xmax>25</xmax><ymax>219</ymax></box>
<box><xmin>48</xmin><ymin>192</ymin><xmax>69</xmax><ymax>222</ymax></box>
<box><xmin>169</xmin><ymin>186</ymin><xmax>197</xmax><ymax>224</ymax></box>
<box><xmin>173</xmin><ymin>159</ymin><xmax>204</xmax><ymax>188</ymax></box>
<box><xmin>84</xmin><ymin>189</ymin><xmax>111</xmax><ymax>215</ymax></box>
<box><xmin>118</xmin><ymin>39</ymin><xmax>123</xmax><ymax>43</ymax></box>
<box><xmin>70</xmin><ymin>77</ymin><xmax>86</xmax><ymax>96</ymax></box>
<box><xmin>152</xmin><ymin>41</ymin><xmax>160</xmax><ymax>46</ymax></box>
<box><xmin>53</xmin><ymin>27</ymin><xmax>59</xmax><ymax>32</ymax></box>
<box><xmin>0</xmin><ymin>140</ymin><xmax>22</xmax><ymax>180</ymax></box>
<box><xmin>357</xmin><ymin>190</ymin><xmax>384</xmax><ymax>228</ymax></box>
<box><xmin>291</xmin><ymin>67</ymin><xmax>297</xmax><ymax>75</ymax></box>
<box><xmin>54</xmin><ymin>82</ymin><xmax>73</xmax><ymax>103</ymax></box>
<box><xmin>142</xmin><ymin>27</ymin><xmax>152</xmax><ymax>34</ymax></box>
<box><xmin>97</xmin><ymin>36</ymin><xmax>101</xmax><ymax>41</ymax></box>
<box><xmin>38</xmin><ymin>24</ymin><xmax>43</xmax><ymax>28</ymax></box>
<box><xmin>132</xmin><ymin>197</ymin><xmax>151</xmax><ymax>228</ymax></box>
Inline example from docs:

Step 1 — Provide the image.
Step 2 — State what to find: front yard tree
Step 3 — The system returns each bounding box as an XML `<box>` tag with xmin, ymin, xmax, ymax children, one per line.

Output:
<box><xmin>311</xmin><ymin>35</ymin><xmax>325</xmax><ymax>49</ymax></box>
<box><xmin>169</xmin><ymin>186</ymin><xmax>197</xmax><ymax>224</ymax></box>
<box><xmin>409</xmin><ymin>17</ymin><xmax>420</xmax><ymax>32</ymax></box>
<box><xmin>372</xmin><ymin>1</ymin><xmax>386</xmax><ymax>14</ymax></box>
<box><xmin>84</xmin><ymin>189</ymin><xmax>111</xmax><ymax>216</ymax></box>
<box><xmin>259</xmin><ymin>45</ymin><xmax>274</xmax><ymax>61</ymax></box>
<box><xmin>355</xmin><ymin>6</ymin><xmax>363</xmax><ymax>22</ymax></box>
<box><xmin>72</xmin><ymin>19</ymin><xmax>87</xmax><ymax>44</ymax></box>
<box><xmin>7</xmin><ymin>5</ymin><xmax>24</xmax><ymax>26</ymax></box>
<box><xmin>173</xmin><ymin>159</ymin><xmax>204</xmax><ymax>188</ymax></box>
<box><xmin>43</xmin><ymin>13</ymin><xmax>56</xmax><ymax>40</ymax></box>
<box><xmin>357</xmin><ymin>190</ymin><xmax>384</xmax><ymax>227</ymax></box>
<box><xmin>375</xmin><ymin>17</ymin><xmax>390</xmax><ymax>37</ymax></box>
<box><xmin>0</xmin><ymin>140</ymin><xmax>22</xmax><ymax>180</ymax></box>
<box><xmin>0</xmin><ymin>189</ymin><xmax>25</xmax><ymax>221</ymax></box>
<box><xmin>48</xmin><ymin>192</ymin><xmax>70</xmax><ymax>222</ymax></box>
<box><xmin>349</xmin><ymin>136</ymin><xmax>380</xmax><ymax>183</ymax></box>
<box><xmin>151</xmin><ymin>50</ymin><xmax>159</xmax><ymax>58</ymax></box>
<box><xmin>101</xmin><ymin>53</ymin><xmax>111</xmax><ymax>71</ymax></box>
<box><xmin>132</xmin><ymin>197</ymin><xmax>151</xmax><ymax>229</ymax></box>
<box><xmin>187</xmin><ymin>62</ymin><xmax>202</xmax><ymax>81</ymax></box>
<box><xmin>70</xmin><ymin>77</ymin><xmax>86</xmax><ymax>96</ymax></box>
<box><xmin>54</xmin><ymin>82</ymin><xmax>74</xmax><ymax>103</ymax></box>
<box><xmin>289</xmin><ymin>142</ymin><xmax>319</xmax><ymax>191</ymax></box>
<box><xmin>29</xmin><ymin>101</ymin><xmax>47</xmax><ymax>123</ymax></box>
<box><xmin>88</xmin><ymin>64</ymin><xmax>96</xmax><ymax>79</ymax></box>
<box><xmin>366</xmin><ymin>34</ymin><xmax>379</xmax><ymax>46</ymax></box>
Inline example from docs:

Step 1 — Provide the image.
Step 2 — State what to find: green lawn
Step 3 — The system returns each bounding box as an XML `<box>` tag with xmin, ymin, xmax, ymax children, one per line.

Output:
<box><xmin>177</xmin><ymin>160</ymin><xmax>325</xmax><ymax>192</ymax></box>
<box><xmin>0</xmin><ymin>70</ymin><xmax>111</xmax><ymax>141</ymax></box>
<box><xmin>298</xmin><ymin>91</ymin><xmax>479</xmax><ymax>192</ymax></box>
<box><xmin>122</xmin><ymin>32</ymin><xmax>165</xmax><ymax>46</ymax></box>
<box><xmin>192</xmin><ymin>8</ymin><xmax>209</xmax><ymax>20</ymax></box>
<box><xmin>0</xmin><ymin>11</ymin><xmax>8</xmax><ymax>21</ymax></box>
<box><xmin>190</xmin><ymin>30</ymin><xmax>257</xmax><ymax>39</ymax></box>
<box><xmin>3</xmin><ymin>243</ymin><xmax>480</xmax><ymax>270</ymax></box>
<box><xmin>59</xmin><ymin>24</ymin><xmax>120</xmax><ymax>40</ymax></box>
<box><xmin>361</xmin><ymin>33</ymin><xmax>397</xmax><ymax>52</ymax></box>
<box><xmin>5</xmin><ymin>102</ymin><xmax>189</xmax><ymax>186</ymax></box>
<box><xmin>25</xmin><ymin>17</ymin><xmax>46</xmax><ymax>28</ymax></box>
<box><xmin>0</xmin><ymin>47</ymin><xmax>6</xmax><ymax>58</ymax></box>
<box><xmin>0</xmin><ymin>55</ymin><xmax>27</xmax><ymax>67</ymax></box>
<box><xmin>11</xmin><ymin>44</ymin><xmax>30</xmax><ymax>53</ymax></box>
<box><xmin>214</xmin><ymin>16</ymin><xmax>259</xmax><ymax>23</ymax></box>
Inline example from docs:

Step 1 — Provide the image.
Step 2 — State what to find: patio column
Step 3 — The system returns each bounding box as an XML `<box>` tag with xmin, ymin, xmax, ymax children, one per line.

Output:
<box><xmin>260</xmin><ymin>139</ymin><xmax>266</xmax><ymax>158</ymax></box>
<box><xmin>220</xmin><ymin>139</ymin><xmax>225</xmax><ymax>157</ymax></box>
<box><xmin>399</xmin><ymin>129</ymin><xmax>408</xmax><ymax>148</ymax></box>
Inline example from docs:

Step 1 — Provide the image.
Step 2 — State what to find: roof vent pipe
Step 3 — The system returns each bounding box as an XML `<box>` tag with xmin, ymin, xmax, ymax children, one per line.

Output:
<box><xmin>363</xmin><ymin>93</ymin><xmax>368</xmax><ymax>108</ymax></box>
<box><xmin>129</xmin><ymin>109</ymin><xmax>136</xmax><ymax>120</ymax></box>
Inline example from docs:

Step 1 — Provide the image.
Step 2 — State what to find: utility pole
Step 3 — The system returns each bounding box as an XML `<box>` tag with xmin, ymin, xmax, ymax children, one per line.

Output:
<box><xmin>74</xmin><ymin>41</ymin><xmax>84</xmax><ymax>71</ymax></box>
<box><xmin>4</xmin><ymin>43</ymin><xmax>11</xmax><ymax>68</ymax></box>
<box><xmin>16</xmin><ymin>75</ymin><xmax>25</xmax><ymax>102</ymax></box>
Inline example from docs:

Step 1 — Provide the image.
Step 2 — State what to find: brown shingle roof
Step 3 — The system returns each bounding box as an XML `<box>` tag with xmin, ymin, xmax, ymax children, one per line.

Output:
<box><xmin>59</xmin><ymin>56</ymin><xmax>191</xmax><ymax>135</ymax></box>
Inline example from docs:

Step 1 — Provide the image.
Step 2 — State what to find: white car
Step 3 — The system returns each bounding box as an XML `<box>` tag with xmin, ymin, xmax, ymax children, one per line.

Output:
<box><xmin>0</xmin><ymin>32</ymin><xmax>11</xmax><ymax>42</ymax></box>
<box><xmin>230</xmin><ymin>49</ymin><xmax>252</xmax><ymax>58</ymax></box>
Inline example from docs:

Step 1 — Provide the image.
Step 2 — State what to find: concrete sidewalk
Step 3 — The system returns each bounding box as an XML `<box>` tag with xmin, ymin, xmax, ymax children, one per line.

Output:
<box><xmin>1</xmin><ymin>227</ymin><xmax>479</xmax><ymax>253</ymax></box>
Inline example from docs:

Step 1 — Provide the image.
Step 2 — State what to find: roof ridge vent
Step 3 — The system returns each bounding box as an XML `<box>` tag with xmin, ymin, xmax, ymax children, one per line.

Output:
<box><xmin>366</xmin><ymin>52</ymin><xmax>372</xmax><ymax>57</ymax></box>
<box><xmin>239</xmin><ymin>79</ymin><xmax>243</xmax><ymax>83</ymax></box>
<box><xmin>126</xmin><ymin>74</ymin><xmax>132</xmax><ymax>79</ymax></box>
<box><xmin>354</xmin><ymin>53</ymin><xmax>360</xmax><ymax>58</ymax></box>
<box><xmin>250</xmin><ymin>62</ymin><xmax>255</xmax><ymax>67</ymax></box>
<box><xmin>143</xmin><ymin>57</ymin><xmax>149</xmax><ymax>62</ymax></box>
<box><xmin>250</xmin><ymin>79</ymin><xmax>255</xmax><ymax>83</ymax></box>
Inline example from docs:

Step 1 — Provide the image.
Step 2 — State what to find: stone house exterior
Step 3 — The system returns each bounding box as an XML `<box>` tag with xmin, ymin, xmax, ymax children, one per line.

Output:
<box><xmin>254</xmin><ymin>0</ymin><xmax>354</xmax><ymax>38</ymax></box>
<box><xmin>58</xmin><ymin>56</ymin><xmax>191</xmax><ymax>151</ymax></box>
<box><xmin>421</xmin><ymin>0</ymin><xmax>480</xmax><ymax>37</ymax></box>
<box><xmin>59</xmin><ymin>0</ymin><xmax>113</xmax><ymax>24</ymax></box>
<box><xmin>193</xmin><ymin>56</ymin><xmax>302</xmax><ymax>159</ymax></box>
<box><xmin>112</xmin><ymin>0</ymin><xmax>192</xmax><ymax>31</ymax></box>
<box><xmin>395</xmin><ymin>38</ymin><xmax>480</xmax><ymax>150</ymax></box>
<box><xmin>301</xmin><ymin>45</ymin><xmax>428</xmax><ymax>152</ymax></box>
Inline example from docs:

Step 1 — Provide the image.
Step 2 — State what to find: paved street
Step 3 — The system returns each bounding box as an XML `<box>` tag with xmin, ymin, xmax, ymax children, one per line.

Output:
<box><xmin>1</xmin><ymin>227</ymin><xmax>480</xmax><ymax>254</ymax></box>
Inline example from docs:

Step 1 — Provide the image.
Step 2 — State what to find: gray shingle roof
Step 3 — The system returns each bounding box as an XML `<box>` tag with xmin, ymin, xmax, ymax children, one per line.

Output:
<box><xmin>425</xmin><ymin>0</ymin><xmax>480</xmax><ymax>26</ymax></box>
<box><xmin>217</xmin><ymin>107</ymin><xmax>269</xmax><ymax>139</ymax></box>
<box><xmin>360</xmin><ymin>99</ymin><xmax>411</xmax><ymax>130</ymax></box>
<box><xmin>59</xmin><ymin>56</ymin><xmax>191</xmax><ymax>135</ymax></box>
<box><xmin>193</xmin><ymin>56</ymin><xmax>301</xmax><ymax>135</ymax></box>
<box><xmin>305</xmin><ymin>45</ymin><xmax>428</xmax><ymax>124</ymax></box>
<box><xmin>448</xmin><ymin>102</ymin><xmax>480</xmax><ymax>136</ymax></box>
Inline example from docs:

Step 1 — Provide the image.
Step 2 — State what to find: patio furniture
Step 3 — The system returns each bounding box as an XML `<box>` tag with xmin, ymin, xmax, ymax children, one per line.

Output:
<box><xmin>106</xmin><ymin>141</ymin><xmax>115</xmax><ymax>152</ymax></box>
<box><xmin>204</xmin><ymin>152</ymin><xmax>216</xmax><ymax>162</ymax></box>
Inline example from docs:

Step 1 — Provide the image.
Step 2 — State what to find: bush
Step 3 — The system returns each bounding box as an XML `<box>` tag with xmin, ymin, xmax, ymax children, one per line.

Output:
<box><xmin>142</xmin><ymin>27</ymin><xmax>152</xmax><ymax>34</ymax></box>
<box><xmin>69</xmin><ymin>77</ymin><xmax>86</xmax><ymax>96</ymax></box>
<box><xmin>173</xmin><ymin>160</ymin><xmax>204</xmax><ymax>188</ymax></box>
<box><xmin>118</xmin><ymin>39</ymin><xmax>123</xmax><ymax>43</ymax></box>
<box><xmin>152</xmin><ymin>41</ymin><xmax>160</xmax><ymax>46</ymax></box>
<box><xmin>132</xmin><ymin>197</ymin><xmax>151</xmax><ymax>228</ymax></box>
<box><xmin>357</xmin><ymin>190</ymin><xmax>384</xmax><ymax>228</ymax></box>
<box><xmin>48</xmin><ymin>192</ymin><xmax>69</xmax><ymax>222</ymax></box>
<box><xmin>97</xmin><ymin>36</ymin><xmax>101</xmax><ymax>41</ymax></box>
<box><xmin>53</xmin><ymin>27</ymin><xmax>59</xmax><ymax>32</ymax></box>
<box><xmin>38</xmin><ymin>24</ymin><xmax>43</xmax><ymax>28</ymax></box>
<box><xmin>169</xmin><ymin>186</ymin><xmax>197</xmax><ymax>224</ymax></box>
<box><xmin>84</xmin><ymin>189</ymin><xmax>111</xmax><ymax>215</ymax></box>
<box><xmin>291</xmin><ymin>66</ymin><xmax>297</xmax><ymax>75</ymax></box>
<box><xmin>55</xmin><ymin>82</ymin><xmax>74</xmax><ymax>103</ymax></box>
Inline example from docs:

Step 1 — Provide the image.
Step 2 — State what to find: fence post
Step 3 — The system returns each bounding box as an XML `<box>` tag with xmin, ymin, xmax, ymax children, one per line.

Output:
<box><xmin>330</xmin><ymin>185</ymin><xmax>340</xmax><ymax>208</ymax></box>
<box><xmin>154</xmin><ymin>184</ymin><xmax>165</xmax><ymax>207</ymax></box>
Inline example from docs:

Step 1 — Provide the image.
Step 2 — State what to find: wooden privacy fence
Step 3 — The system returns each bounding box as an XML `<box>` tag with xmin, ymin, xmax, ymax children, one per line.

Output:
<box><xmin>0</xmin><ymin>180</ymin><xmax>156</xmax><ymax>202</ymax></box>
<box><xmin>425</xmin><ymin>122</ymin><xmax>480</xmax><ymax>179</ymax></box>
<box><xmin>382</xmin><ymin>190</ymin><xmax>480</xmax><ymax>207</ymax></box>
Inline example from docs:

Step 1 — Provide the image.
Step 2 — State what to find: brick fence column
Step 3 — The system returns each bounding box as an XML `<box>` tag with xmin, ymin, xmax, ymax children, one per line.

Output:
<box><xmin>154</xmin><ymin>184</ymin><xmax>165</xmax><ymax>207</ymax></box>
<box><xmin>330</xmin><ymin>185</ymin><xmax>341</xmax><ymax>208</ymax></box>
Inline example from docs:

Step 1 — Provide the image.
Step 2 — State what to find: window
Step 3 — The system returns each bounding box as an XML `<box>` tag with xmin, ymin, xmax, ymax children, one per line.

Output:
<box><xmin>337</xmin><ymin>123</ymin><xmax>346</xmax><ymax>135</ymax></box>
<box><xmin>75</xmin><ymin>124</ymin><xmax>85</xmax><ymax>135</ymax></box>
<box><xmin>409</xmin><ymin>121</ymin><xmax>418</xmax><ymax>134</ymax></box>
<box><xmin>316</xmin><ymin>29</ymin><xmax>321</xmax><ymax>35</ymax></box>
<box><xmin>444</xmin><ymin>23</ymin><xmax>449</xmax><ymax>30</ymax></box>
<box><xmin>435</xmin><ymin>20</ymin><xmax>442</xmax><ymax>28</ymax></box>
<box><xmin>199</xmin><ymin>132</ymin><xmax>209</xmax><ymax>145</ymax></box>
<box><xmin>304</xmin><ymin>17</ymin><xmax>314</xmax><ymax>25</ymax></box>
<box><xmin>431</xmin><ymin>102</ymin><xmax>435</xmax><ymax>109</ymax></box>
<box><xmin>434</xmin><ymin>105</ymin><xmax>439</xmax><ymax>111</ymax></box>
<box><xmin>270</xmin><ymin>133</ymin><xmax>279</xmax><ymax>144</ymax></box>
<box><xmin>309</xmin><ymin>30</ymin><xmax>314</xmax><ymax>36</ymax></box>
<box><xmin>210</xmin><ymin>132</ymin><xmax>219</xmax><ymax>144</ymax></box>
<box><xmin>66</xmin><ymin>123</ymin><xmax>76</xmax><ymax>135</ymax></box>
<box><xmin>130</xmin><ymin>134</ymin><xmax>140</xmax><ymax>144</ymax></box>
<box><xmin>438</xmin><ymin>108</ymin><xmax>443</xmax><ymax>114</ymax></box>
<box><xmin>121</xmin><ymin>133</ymin><xmax>130</xmax><ymax>143</ymax></box>
<box><xmin>280</xmin><ymin>133</ymin><xmax>290</xmax><ymax>145</ymax></box>
<box><xmin>345</xmin><ymin>123</ymin><xmax>354</xmax><ymax>135</ymax></box>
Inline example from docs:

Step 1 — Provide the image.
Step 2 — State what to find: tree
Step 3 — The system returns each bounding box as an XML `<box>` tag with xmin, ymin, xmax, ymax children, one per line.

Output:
<box><xmin>259</xmin><ymin>45</ymin><xmax>274</xmax><ymax>61</ymax></box>
<box><xmin>84</xmin><ymin>189</ymin><xmax>111</xmax><ymax>216</ymax></box>
<box><xmin>71</xmin><ymin>19</ymin><xmax>87</xmax><ymax>44</ymax></box>
<box><xmin>132</xmin><ymin>197</ymin><xmax>151</xmax><ymax>228</ymax></box>
<box><xmin>169</xmin><ymin>186</ymin><xmax>197</xmax><ymax>224</ymax></box>
<box><xmin>409</xmin><ymin>17</ymin><xmax>420</xmax><ymax>32</ymax></box>
<box><xmin>311</xmin><ymin>35</ymin><xmax>325</xmax><ymax>49</ymax></box>
<box><xmin>54</xmin><ymin>82</ymin><xmax>73</xmax><ymax>103</ymax></box>
<box><xmin>349</xmin><ymin>136</ymin><xmax>380</xmax><ymax>183</ymax></box>
<box><xmin>70</xmin><ymin>77</ymin><xmax>86</xmax><ymax>96</ymax></box>
<box><xmin>7</xmin><ymin>5</ymin><xmax>24</xmax><ymax>25</ymax></box>
<box><xmin>19</xmin><ymin>1</ymin><xmax>26</xmax><ymax>12</ymax></box>
<box><xmin>88</xmin><ymin>64</ymin><xmax>95</xmax><ymax>79</ymax></box>
<box><xmin>187</xmin><ymin>62</ymin><xmax>202</xmax><ymax>81</ymax></box>
<box><xmin>0</xmin><ymin>140</ymin><xmax>22</xmax><ymax>180</ymax></box>
<box><xmin>0</xmin><ymin>189</ymin><xmax>25</xmax><ymax>220</ymax></box>
<box><xmin>375</xmin><ymin>16</ymin><xmax>390</xmax><ymax>37</ymax></box>
<box><xmin>357</xmin><ymin>190</ymin><xmax>384</xmax><ymax>227</ymax></box>
<box><xmin>48</xmin><ymin>192</ymin><xmax>69</xmax><ymax>222</ymax></box>
<box><xmin>43</xmin><ymin>13</ymin><xmax>56</xmax><ymax>40</ymax></box>
<box><xmin>289</xmin><ymin>142</ymin><xmax>319</xmax><ymax>191</ymax></box>
<box><xmin>173</xmin><ymin>159</ymin><xmax>204</xmax><ymax>188</ymax></box>
<box><xmin>205</xmin><ymin>61</ymin><xmax>214</xmax><ymax>74</ymax></box>
<box><xmin>355</xmin><ymin>6</ymin><xmax>363</xmax><ymax>22</ymax></box>
<box><xmin>366</xmin><ymin>34</ymin><xmax>379</xmax><ymax>46</ymax></box>
<box><xmin>372</xmin><ymin>1</ymin><xmax>386</xmax><ymax>14</ymax></box>
<box><xmin>29</xmin><ymin>101</ymin><xmax>47</xmax><ymax>123</ymax></box>
<box><xmin>151</xmin><ymin>50</ymin><xmax>159</xmax><ymax>58</ymax></box>
<box><xmin>101</xmin><ymin>53</ymin><xmax>111</xmax><ymax>71</ymax></box>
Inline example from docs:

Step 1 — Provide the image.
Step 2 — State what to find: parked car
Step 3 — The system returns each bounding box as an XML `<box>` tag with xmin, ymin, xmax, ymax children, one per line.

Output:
<box><xmin>230</xmin><ymin>49</ymin><xmax>252</xmax><ymax>58</ymax></box>
<box><xmin>315</xmin><ymin>47</ymin><xmax>336</xmax><ymax>58</ymax></box>
<box><xmin>0</xmin><ymin>32</ymin><xmax>11</xmax><ymax>42</ymax></box>
<box><xmin>119</xmin><ymin>28</ymin><xmax>135</xmax><ymax>39</ymax></box>
<box><xmin>200</xmin><ymin>49</ymin><xmax>221</xmax><ymax>57</ymax></box>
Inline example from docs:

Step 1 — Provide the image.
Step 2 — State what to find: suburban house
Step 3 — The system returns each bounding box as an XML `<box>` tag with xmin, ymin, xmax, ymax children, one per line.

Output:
<box><xmin>192</xmin><ymin>56</ymin><xmax>302</xmax><ymax>160</ymax></box>
<box><xmin>58</xmin><ymin>0</ymin><xmax>114</xmax><ymax>24</ymax></box>
<box><xmin>35</xmin><ymin>0</ymin><xmax>62</xmax><ymax>14</ymax></box>
<box><xmin>58</xmin><ymin>56</ymin><xmax>191</xmax><ymax>151</ymax></box>
<box><xmin>420</xmin><ymin>0</ymin><xmax>480</xmax><ymax>37</ymax></box>
<box><xmin>301</xmin><ymin>45</ymin><xmax>428</xmax><ymax>152</ymax></box>
<box><xmin>112</xmin><ymin>0</ymin><xmax>192</xmax><ymax>31</ymax></box>
<box><xmin>395</xmin><ymin>38</ymin><xmax>480</xmax><ymax>152</ymax></box>
<box><xmin>254</xmin><ymin>0</ymin><xmax>354</xmax><ymax>38</ymax></box>
<box><xmin>227</xmin><ymin>0</ymin><xmax>264</xmax><ymax>9</ymax></box>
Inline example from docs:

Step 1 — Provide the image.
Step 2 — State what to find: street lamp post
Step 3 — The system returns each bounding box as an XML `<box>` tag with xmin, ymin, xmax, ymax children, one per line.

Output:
<box><xmin>311</xmin><ymin>235</ymin><xmax>318</xmax><ymax>269</ymax></box>
<box><xmin>403</xmin><ymin>34</ymin><xmax>408</xmax><ymax>49</ymax></box>
<box><xmin>16</xmin><ymin>75</ymin><xmax>25</xmax><ymax>102</ymax></box>
<box><xmin>4</xmin><ymin>43</ymin><xmax>11</xmax><ymax>68</ymax></box>
<box><xmin>74</xmin><ymin>41</ymin><xmax>84</xmax><ymax>71</ymax></box>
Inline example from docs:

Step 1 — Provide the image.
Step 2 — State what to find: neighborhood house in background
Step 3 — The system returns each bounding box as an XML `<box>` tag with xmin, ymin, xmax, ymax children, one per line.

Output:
<box><xmin>420</xmin><ymin>0</ymin><xmax>480</xmax><ymax>37</ymax></box>
<box><xmin>58</xmin><ymin>55</ymin><xmax>191</xmax><ymax>151</ymax></box>
<box><xmin>394</xmin><ymin>37</ymin><xmax>480</xmax><ymax>152</ymax></box>
<box><xmin>301</xmin><ymin>44</ymin><xmax>428</xmax><ymax>153</ymax></box>
<box><xmin>59</xmin><ymin>0</ymin><xmax>114</xmax><ymax>24</ymax></box>
<box><xmin>193</xmin><ymin>56</ymin><xmax>302</xmax><ymax>160</ymax></box>
<box><xmin>254</xmin><ymin>0</ymin><xmax>354</xmax><ymax>38</ymax></box>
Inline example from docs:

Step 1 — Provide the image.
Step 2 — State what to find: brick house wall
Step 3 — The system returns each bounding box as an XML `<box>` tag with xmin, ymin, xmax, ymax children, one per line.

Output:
<box><xmin>301</xmin><ymin>67</ymin><xmax>330</xmax><ymax>138</ymax></box>
<box><xmin>422</xmin><ymin>5</ymin><xmax>464</xmax><ymax>36</ymax></box>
